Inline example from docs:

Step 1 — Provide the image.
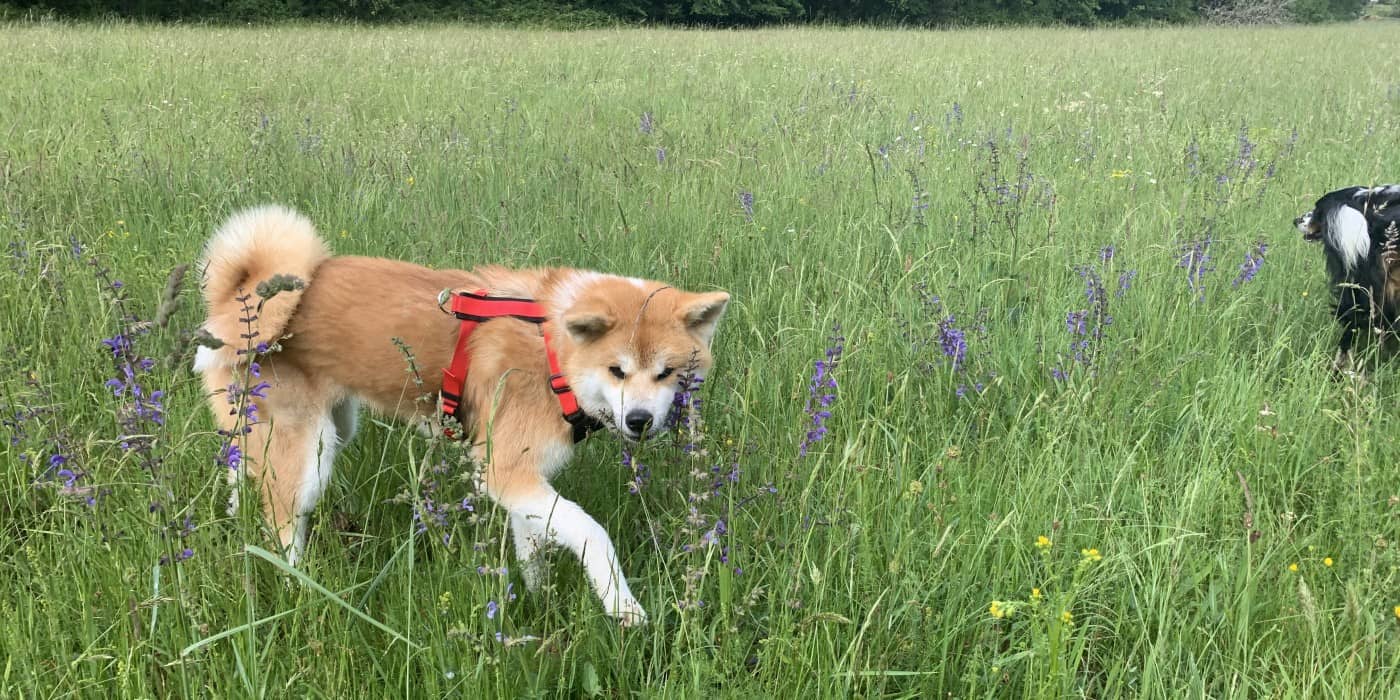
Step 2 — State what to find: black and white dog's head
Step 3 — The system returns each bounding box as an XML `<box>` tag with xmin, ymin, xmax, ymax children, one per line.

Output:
<box><xmin>1295</xmin><ymin>184</ymin><xmax>1400</xmax><ymax>369</ymax></box>
<box><xmin>1295</xmin><ymin>185</ymin><xmax>1400</xmax><ymax>271</ymax></box>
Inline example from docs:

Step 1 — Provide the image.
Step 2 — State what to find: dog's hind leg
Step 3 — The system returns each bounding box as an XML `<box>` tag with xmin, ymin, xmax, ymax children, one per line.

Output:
<box><xmin>332</xmin><ymin>398</ymin><xmax>360</xmax><ymax>446</ymax></box>
<box><xmin>196</xmin><ymin>350</ymin><xmax>249</xmax><ymax>516</ymax></box>
<box><xmin>281</xmin><ymin>409</ymin><xmax>340</xmax><ymax>564</ymax></box>
<box><xmin>1335</xmin><ymin>327</ymin><xmax>1356</xmax><ymax>374</ymax></box>
<box><xmin>231</xmin><ymin>376</ymin><xmax>342</xmax><ymax>565</ymax></box>
<box><xmin>1334</xmin><ymin>285</ymin><xmax>1368</xmax><ymax>374</ymax></box>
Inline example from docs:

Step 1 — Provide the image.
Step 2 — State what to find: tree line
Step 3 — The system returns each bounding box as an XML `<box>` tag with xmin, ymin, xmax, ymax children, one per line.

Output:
<box><xmin>2</xmin><ymin>0</ymin><xmax>1372</xmax><ymax>26</ymax></box>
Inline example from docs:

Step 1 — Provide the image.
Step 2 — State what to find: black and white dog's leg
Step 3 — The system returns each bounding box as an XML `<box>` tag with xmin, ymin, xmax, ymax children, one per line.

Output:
<box><xmin>1334</xmin><ymin>285</ymin><xmax>1367</xmax><ymax>374</ymax></box>
<box><xmin>1335</xmin><ymin>323</ymin><xmax>1357</xmax><ymax>374</ymax></box>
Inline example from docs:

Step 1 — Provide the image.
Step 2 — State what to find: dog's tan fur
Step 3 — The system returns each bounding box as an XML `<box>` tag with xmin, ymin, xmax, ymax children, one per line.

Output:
<box><xmin>196</xmin><ymin>205</ymin><xmax>728</xmax><ymax>623</ymax></box>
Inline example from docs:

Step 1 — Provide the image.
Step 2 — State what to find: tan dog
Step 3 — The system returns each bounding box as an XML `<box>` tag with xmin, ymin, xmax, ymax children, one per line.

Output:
<box><xmin>194</xmin><ymin>205</ymin><xmax>729</xmax><ymax>624</ymax></box>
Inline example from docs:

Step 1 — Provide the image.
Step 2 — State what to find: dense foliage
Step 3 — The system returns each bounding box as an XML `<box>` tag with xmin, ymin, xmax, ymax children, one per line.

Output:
<box><xmin>0</xmin><ymin>0</ymin><xmax>1372</xmax><ymax>26</ymax></box>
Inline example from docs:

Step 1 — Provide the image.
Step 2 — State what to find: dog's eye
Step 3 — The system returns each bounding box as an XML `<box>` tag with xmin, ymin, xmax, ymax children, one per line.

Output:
<box><xmin>656</xmin><ymin>367</ymin><xmax>675</xmax><ymax>381</ymax></box>
<box><xmin>609</xmin><ymin>366</ymin><xmax>626</xmax><ymax>380</ymax></box>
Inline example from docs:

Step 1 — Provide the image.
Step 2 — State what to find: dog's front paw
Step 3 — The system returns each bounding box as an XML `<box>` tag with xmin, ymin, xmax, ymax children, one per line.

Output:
<box><xmin>517</xmin><ymin>555</ymin><xmax>548</xmax><ymax>593</ymax></box>
<box><xmin>609</xmin><ymin>597</ymin><xmax>648</xmax><ymax>627</ymax></box>
<box><xmin>1333</xmin><ymin>349</ymin><xmax>1352</xmax><ymax>375</ymax></box>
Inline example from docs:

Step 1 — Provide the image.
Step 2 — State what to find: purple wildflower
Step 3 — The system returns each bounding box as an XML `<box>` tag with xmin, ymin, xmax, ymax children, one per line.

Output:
<box><xmin>656</xmin><ymin>147</ymin><xmax>666</xmax><ymax>164</ymax></box>
<box><xmin>1233</xmin><ymin>241</ymin><xmax>1268</xmax><ymax>287</ymax></box>
<box><xmin>946</xmin><ymin>102</ymin><xmax>963</xmax><ymax>127</ymax></box>
<box><xmin>936</xmin><ymin>316</ymin><xmax>968</xmax><ymax>371</ymax></box>
<box><xmin>700</xmin><ymin>518</ymin><xmax>727</xmax><ymax>546</ymax></box>
<box><xmin>219</xmin><ymin>443</ymin><xmax>242</xmax><ymax>471</ymax></box>
<box><xmin>1099</xmin><ymin>245</ymin><xmax>1115</xmax><ymax>263</ymax></box>
<box><xmin>800</xmin><ymin>324</ymin><xmax>844</xmax><ymax>457</ymax></box>
<box><xmin>486</xmin><ymin>600</ymin><xmax>498</xmax><ymax>620</ymax></box>
<box><xmin>100</xmin><ymin>335</ymin><xmax>132</xmax><ymax>358</ymax></box>
<box><xmin>1061</xmin><ymin>262</ymin><xmax>1117</xmax><ymax>377</ymax></box>
<box><xmin>621</xmin><ymin>447</ymin><xmax>650</xmax><ymax>495</ymax></box>
<box><xmin>1235</xmin><ymin>123</ymin><xmax>1257</xmax><ymax>175</ymax></box>
<box><xmin>1179</xmin><ymin>236</ymin><xmax>1215</xmax><ymax>302</ymax></box>
<box><xmin>639</xmin><ymin>111</ymin><xmax>654</xmax><ymax>135</ymax></box>
<box><xmin>159</xmin><ymin>548</ymin><xmax>195</xmax><ymax>566</ymax></box>
<box><xmin>1079</xmin><ymin>265</ymin><xmax>1106</xmax><ymax>307</ymax></box>
<box><xmin>1117</xmin><ymin>270</ymin><xmax>1137</xmax><ymax>297</ymax></box>
<box><xmin>668</xmin><ymin>361</ymin><xmax>705</xmax><ymax>457</ymax></box>
<box><xmin>1066</xmin><ymin>310</ymin><xmax>1088</xmax><ymax>336</ymax></box>
<box><xmin>101</xmin><ymin>329</ymin><xmax>166</xmax><ymax>448</ymax></box>
<box><xmin>738</xmin><ymin>190</ymin><xmax>755</xmax><ymax>223</ymax></box>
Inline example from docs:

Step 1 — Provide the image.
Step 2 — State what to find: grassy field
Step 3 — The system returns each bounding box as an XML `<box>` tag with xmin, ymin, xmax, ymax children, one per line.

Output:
<box><xmin>1</xmin><ymin>20</ymin><xmax>1399</xmax><ymax>698</ymax></box>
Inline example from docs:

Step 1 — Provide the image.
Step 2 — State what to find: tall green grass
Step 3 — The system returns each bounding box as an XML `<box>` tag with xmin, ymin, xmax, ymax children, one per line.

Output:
<box><xmin>1</xmin><ymin>21</ymin><xmax>1398</xmax><ymax>698</ymax></box>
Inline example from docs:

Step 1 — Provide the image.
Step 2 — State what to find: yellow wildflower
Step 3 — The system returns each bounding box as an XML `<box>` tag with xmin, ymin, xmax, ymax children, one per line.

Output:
<box><xmin>1323</xmin><ymin>557</ymin><xmax>1334</xmax><ymax>567</ymax></box>
<box><xmin>1035</xmin><ymin>535</ymin><xmax>1052</xmax><ymax>550</ymax></box>
<box><xmin>1060</xmin><ymin>610</ymin><xmax>1073</xmax><ymax>625</ymax></box>
<box><xmin>1081</xmin><ymin>547</ymin><xmax>1102</xmax><ymax>562</ymax></box>
<box><xmin>989</xmin><ymin>600</ymin><xmax>1006</xmax><ymax>619</ymax></box>
<box><xmin>406</xmin><ymin>176</ymin><xmax>415</xmax><ymax>186</ymax></box>
<box><xmin>339</xmin><ymin>229</ymin><xmax>348</xmax><ymax>238</ymax></box>
<box><xmin>1288</xmin><ymin>562</ymin><xmax>1299</xmax><ymax>573</ymax></box>
<box><xmin>1394</xmin><ymin>605</ymin><xmax>1399</xmax><ymax>620</ymax></box>
<box><xmin>1110</xmin><ymin>169</ymin><xmax>1132</xmax><ymax>179</ymax></box>
<box><xmin>1031</xmin><ymin>588</ymin><xmax>1042</xmax><ymax>601</ymax></box>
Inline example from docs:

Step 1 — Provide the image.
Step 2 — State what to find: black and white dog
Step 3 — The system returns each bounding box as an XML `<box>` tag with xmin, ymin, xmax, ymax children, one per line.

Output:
<box><xmin>1296</xmin><ymin>185</ymin><xmax>1400</xmax><ymax>370</ymax></box>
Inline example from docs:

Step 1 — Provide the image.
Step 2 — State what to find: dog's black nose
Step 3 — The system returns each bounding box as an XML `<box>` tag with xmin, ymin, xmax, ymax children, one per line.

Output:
<box><xmin>625</xmin><ymin>410</ymin><xmax>654</xmax><ymax>435</ymax></box>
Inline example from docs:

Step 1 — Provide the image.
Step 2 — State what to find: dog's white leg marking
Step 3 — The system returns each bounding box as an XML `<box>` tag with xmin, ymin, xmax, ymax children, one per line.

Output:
<box><xmin>510</xmin><ymin>511</ymin><xmax>548</xmax><ymax>592</ymax></box>
<box><xmin>332</xmin><ymin>398</ymin><xmax>360</xmax><ymax>446</ymax></box>
<box><xmin>509</xmin><ymin>488</ymin><xmax>645</xmax><ymax>625</ymax></box>
<box><xmin>226</xmin><ymin>457</ymin><xmax>243</xmax><ymax>516</ymax></box>
<box><xmin>192</xmin><ymin>345</ymin><xmax>245</xmax><ymax>515</ymax></box>
<box><xmin>285</xmin><ymin>411</ymin><xmax>339</xmax><ymax>565</ymax></box>
<box><xmin>192</xmin><ymin>345</ymin><xmax>220</xmax><ymax>373</ymax></box>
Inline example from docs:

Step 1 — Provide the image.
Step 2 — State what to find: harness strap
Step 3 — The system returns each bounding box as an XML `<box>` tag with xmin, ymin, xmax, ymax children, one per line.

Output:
<box><xmin>440</xmin><ymin>290</ymin><xmax>600</xmax><ymax>443</ymax></box>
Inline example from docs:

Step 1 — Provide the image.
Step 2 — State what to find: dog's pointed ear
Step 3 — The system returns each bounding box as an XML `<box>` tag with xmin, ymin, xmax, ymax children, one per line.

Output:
<box><xmin>677</xmin><ymin>291</ymin><xmax>730</xmax><ymax>346</ymax></box>
<box><xmin>564</xmin><ymin>305</ymin><xmax>615</xmax><ymax>344</ymax></box>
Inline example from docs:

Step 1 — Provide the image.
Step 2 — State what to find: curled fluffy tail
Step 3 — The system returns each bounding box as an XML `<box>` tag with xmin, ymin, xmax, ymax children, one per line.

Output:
<box><xmin>198</xmin><ymin>205</ymin><xmax>330</xmax><ymax>366</ymax></box>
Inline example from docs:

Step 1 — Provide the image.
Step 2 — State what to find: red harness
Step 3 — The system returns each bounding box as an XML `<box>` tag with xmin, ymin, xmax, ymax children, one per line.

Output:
<box><xmin>440</xmin><ymin>290</ymin><xmax>601</xmax><ymax>443</ymax></box>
